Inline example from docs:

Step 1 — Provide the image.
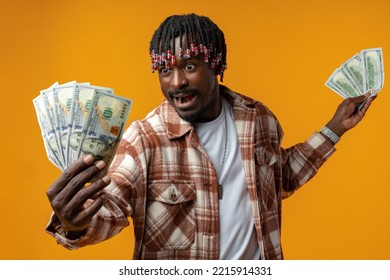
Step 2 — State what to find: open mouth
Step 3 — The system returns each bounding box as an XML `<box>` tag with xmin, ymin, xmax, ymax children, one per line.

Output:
<box><xmin>172</xmin><ymin>93</ymin><xmax>197</xmax><ymax>109</ymax></box>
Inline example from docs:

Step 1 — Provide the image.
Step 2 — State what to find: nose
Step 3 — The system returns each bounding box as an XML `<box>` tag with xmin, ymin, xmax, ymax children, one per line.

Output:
<box><xmin>171</xmin><ymin>68</ymin><xmax>188</xmax><ymax>89</ymax></box>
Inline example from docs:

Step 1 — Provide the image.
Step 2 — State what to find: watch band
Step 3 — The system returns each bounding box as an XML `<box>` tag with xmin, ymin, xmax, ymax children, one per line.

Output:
<box><xmin>321</xmin><ymin>126</ymin><xmax>340</xmax><ymax>144</ymax></box>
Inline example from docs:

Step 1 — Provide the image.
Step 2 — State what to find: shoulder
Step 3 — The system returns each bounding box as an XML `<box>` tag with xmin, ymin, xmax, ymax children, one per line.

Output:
<box><xmin>221</xmin><ymin>85</ymin><xmax>283</xmax><ymax>140</ymax></box>
<box><xmin>221</xmin><ymin>85</ymin><xmax>279</xmax><ymax>122</ymax></box>
<box><xmin>121</xmin><ymin>103</ymin><xmax>166</xmax><ymax>143</ymax></box>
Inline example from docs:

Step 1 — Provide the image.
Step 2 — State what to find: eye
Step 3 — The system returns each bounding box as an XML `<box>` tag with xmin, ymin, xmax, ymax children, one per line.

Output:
<box><xmin>184</xmin><ymin>63</ymin><xmax>195</xmax><ymax>71</ymax></box>
<box><xmin>159</xmin><ymin>67</ymin><xmax>171</xmax><ymax>76</ymax></box>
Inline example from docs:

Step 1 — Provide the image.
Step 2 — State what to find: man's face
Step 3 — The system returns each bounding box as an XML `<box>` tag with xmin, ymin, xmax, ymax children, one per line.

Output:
<box><xmin>158</xmin><ymin>37</ymin><xmax>221</xmax><ymax>123</ymax></box>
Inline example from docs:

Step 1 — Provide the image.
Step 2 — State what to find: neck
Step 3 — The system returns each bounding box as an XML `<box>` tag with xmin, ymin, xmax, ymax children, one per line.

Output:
<box><xmin>198</xmin><ymin>83</ymin><xmax>223</xmax><ymax>123</ymax></box>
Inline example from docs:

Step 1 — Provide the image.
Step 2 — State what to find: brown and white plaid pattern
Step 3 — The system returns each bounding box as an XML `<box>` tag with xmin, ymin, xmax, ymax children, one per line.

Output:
<box><xmin>47</xmin><ymin>85</ymin><xmax>335</xmax><ymax>259</ymax></box>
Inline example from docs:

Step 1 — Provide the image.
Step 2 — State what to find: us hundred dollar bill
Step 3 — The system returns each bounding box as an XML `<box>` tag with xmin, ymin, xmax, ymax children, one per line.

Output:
<box><xmin>53</xmin><ymin>82</ymin><xmax>77</xmax><ymax>165</ymax></box>
<box><xmin>34</xmin><ymin>82</ymin><xmax>132</xmax><ymax>172</ymax></box>
<box><xmin>325</xmin><ymin>48</ymin><xmax>384</xmax><ymax>100</ymax></box>
<box><xmin>79</xmin><ymin>92</ymin><xmax>132</xmax><ymax>178</ymax></box>
<box><xmin>67</xmin><ymin>84</ymin><xmax>114</xmax><ymax>165</ymax></box>
<box><xmin>325</xmin><ymin>68</ymin><xmax>362</xmax><ymax>98</ymax></box>
<box><xmin>361</xmin><ymin>48</ymin><xmax>384</xmax><ymax>95</ymax></box>
<box><xmin>33</xmin><ymin>95</ymin><xmax>64</xmax><ymax>170</ymax></box>
<box><xmin>340</xmin><ymin>53</ymin><xmax>365</xmax><ymax>94</ymax></box>
<box><xmin>41</xmin><ymin>87</ymin><xmax>67</xmax><ymax>168</ymax></box>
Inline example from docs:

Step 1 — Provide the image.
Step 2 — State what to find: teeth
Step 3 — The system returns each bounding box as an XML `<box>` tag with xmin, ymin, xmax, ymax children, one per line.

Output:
<box><xmin>174</xmin><ymin>94</ymin><xmax>194</xmax><ymax>105</ymax></box>
<box><xmin>175</xmin><ymin>96</ymin><xmax>184</xmax><ymax>104</ymax></box>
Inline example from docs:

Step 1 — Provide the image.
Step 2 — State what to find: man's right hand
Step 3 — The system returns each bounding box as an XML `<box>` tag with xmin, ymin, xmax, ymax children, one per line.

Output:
<box><xmin>46</xmin><ymin>154</ymin><xmax>111</xmax><ymax>236</ymax></box>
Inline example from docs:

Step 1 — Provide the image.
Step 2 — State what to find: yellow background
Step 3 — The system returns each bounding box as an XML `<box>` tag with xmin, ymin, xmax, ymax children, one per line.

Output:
<box><xmin>1</xmin><ymin>0</ymin><xmax>389</xmax><ymax>260</ymax></box>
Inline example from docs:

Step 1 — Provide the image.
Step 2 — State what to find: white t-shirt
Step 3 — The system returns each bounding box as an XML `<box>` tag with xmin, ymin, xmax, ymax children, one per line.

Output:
<box><xmin>194</xmin><ymin>98</ymin><xmax>260</xmax><ymax>260</ymax></box>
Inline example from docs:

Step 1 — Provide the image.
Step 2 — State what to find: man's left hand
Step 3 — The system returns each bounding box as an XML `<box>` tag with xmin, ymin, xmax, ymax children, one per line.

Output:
<box><xmin>325</xmin><ymin>92</ymin><xmax>375</xmax><ymax>138</ymax></box>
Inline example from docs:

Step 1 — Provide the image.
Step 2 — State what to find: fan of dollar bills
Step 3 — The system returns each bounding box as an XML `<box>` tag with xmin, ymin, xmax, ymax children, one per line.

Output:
<box><xmin>325</xmin><ymin>48</ymin><xmax>384</xmax><ymax>99</ymax></box>
<box><xmin>33</xmin><ymin>81</ymin><xmax>132</xmax><ymax>173</ymax></box>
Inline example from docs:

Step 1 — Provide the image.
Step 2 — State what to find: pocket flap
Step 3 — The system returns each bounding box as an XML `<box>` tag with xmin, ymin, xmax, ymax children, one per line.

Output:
<box><xmin>255</xmin><ymin>147</ymin><xmax>277</xmax><ymax>166</ymax></box>
<box><xmin>148</xmin><ymin>180</ymin><xmax>195</xmax><ymax>205</ymax></box>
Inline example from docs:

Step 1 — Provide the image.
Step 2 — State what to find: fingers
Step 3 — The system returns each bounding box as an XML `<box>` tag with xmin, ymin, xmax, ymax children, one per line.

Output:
<box><xmin>51</xmin><ymin>175</ymin><xmax>111</xmax><ymax>232</ymax></box>
<box><xmin>339</xmin><ymin>92</ymin><xmax>376</xmax><ymax>131</ymax></box>
<box><xmin>49</xmin><ymin>159</ymin><xmax>110</xmax><ymax>215</ymax></box>
<box><xmin>360</xmin><ymin>94</ymin><xmax>374</xmax><ymax>114</ymax></box>
<box><xmin>66</xmin><ymin>176</ymin><xmax>111</xmax><ymax>216</ymax></box>
<box><xmin>46</xmin><ymin>154</ymin><xmax>112</xmax><ymax>232</ymax></box>
<box><xmin>328</xmin><ymin>92</ymin><xmax>375</xmax><ymax>136</ymax></box>
<box><xmin>70</xmin><ymin>193</ymin><xmax>109</xmax><ymax>230</ymax></box>
<box><xmin>56</xmin><ymin>160</ymin><xmax>107</xmax><ymax>205</ymax></box>
<box><xmin>351</xmin><ymin>92</ymin><xmax>371</xmax><ymax>103</ymax></box>
<box><xmin>47</xmin><ymin>154</ymin><xmax>96</xmax><ymax>200</ymax></box>
<box><xmin>342</xmin><ymin>93</ymin><xmax>372</xmax><ymax>115</ymax></box>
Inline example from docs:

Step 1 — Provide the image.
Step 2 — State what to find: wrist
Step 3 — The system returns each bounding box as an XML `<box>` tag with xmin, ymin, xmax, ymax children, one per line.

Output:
<box><xmin>320</xmin><ymin>126</ymin><xmax>340</xmax><ymax>144</ymax></box>
<box><xmin>324</xmin><ymin>120</ymin><xmax>346</xmax><ymax>137</ymax></box>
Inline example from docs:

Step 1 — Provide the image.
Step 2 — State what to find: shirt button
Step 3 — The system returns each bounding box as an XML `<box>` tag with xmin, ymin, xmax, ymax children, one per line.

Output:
<box><xmin>170</xmin><ymin>190</ymin><xmax>178</xmax><ymax>202</ymax></box>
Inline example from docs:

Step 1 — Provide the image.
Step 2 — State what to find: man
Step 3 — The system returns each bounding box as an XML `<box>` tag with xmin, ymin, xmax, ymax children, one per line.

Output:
<box><xmin>46</xmin><ymin>13</ymin><xmax>374</xmax><ymax>259</ymax></box>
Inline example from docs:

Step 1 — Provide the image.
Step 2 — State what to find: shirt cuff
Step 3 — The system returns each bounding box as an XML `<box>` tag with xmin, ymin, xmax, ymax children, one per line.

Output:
<box><xmin>307</xmin><ymin>131</ymin><xmax>336</xmax><ymax>160</ymax></box>
<box><xmin>45</xmin><ymin>213</ymin><xmax>93</xmax><ymax>250</ymax></box>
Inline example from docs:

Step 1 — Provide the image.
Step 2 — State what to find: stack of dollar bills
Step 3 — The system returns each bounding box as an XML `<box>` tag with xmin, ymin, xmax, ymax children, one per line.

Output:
<box><xmin>325</xmin><ymin>48</ymin><xmax>384</xmax><ymax>98</ymax></box>
<box><xmin>33</xmin><ymin>81</ymin><xmax>132</xmax><ymax>174</ymax></box>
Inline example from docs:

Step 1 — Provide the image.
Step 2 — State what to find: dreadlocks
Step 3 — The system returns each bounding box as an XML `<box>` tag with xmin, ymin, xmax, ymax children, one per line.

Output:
<box><xmin>149</xmin><ymin>13</ymin><xmax>227</xmax><ymax>82</ymax></box>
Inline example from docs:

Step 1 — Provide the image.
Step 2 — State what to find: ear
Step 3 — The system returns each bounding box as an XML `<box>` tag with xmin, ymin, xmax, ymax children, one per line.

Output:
<box><xmin>218</xmin><ymin>68</ymin><xmax>226</xmax><ymax>82</ymax></box>
<box><xmin>214</xmin><ymin>63</ymin><xmax>226</xmax><ymax>82</ymax></box>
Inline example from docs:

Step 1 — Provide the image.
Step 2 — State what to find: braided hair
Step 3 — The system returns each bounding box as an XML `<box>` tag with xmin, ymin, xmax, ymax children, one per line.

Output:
<box><xmin>149</xmin><ymin>13</ymin><xmax>227</xmax><ymax>81</ymax></box>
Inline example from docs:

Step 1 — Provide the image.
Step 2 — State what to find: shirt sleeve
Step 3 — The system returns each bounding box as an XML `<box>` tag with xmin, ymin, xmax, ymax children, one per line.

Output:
<box><xmin>281</xmin><ymin>131</ymin><xmax>336</xmax><ymax>198</ymax></box>
<box><xmin>45</xmin><ymin>189</ymin><xmax>131</xmax><ymax>250</ymax></box>
<box><xmin>45</xmin><ymin>122</ymin><xmax>147</xmax><ymax>250</ymax></box>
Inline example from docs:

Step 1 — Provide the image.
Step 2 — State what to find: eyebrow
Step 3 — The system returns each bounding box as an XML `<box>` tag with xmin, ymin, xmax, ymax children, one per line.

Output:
<box><xmin>176</xmin><ymin>56</ymin><xmax>200</xmax><ymax>64</ymax></box>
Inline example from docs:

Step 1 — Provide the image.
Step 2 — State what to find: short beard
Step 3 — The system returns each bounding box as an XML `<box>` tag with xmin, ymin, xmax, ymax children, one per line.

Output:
<box><xmin>180</xmin><ymin>93</ymin><xmax>218</xmax><ymax>123</ymax></box>
<box><xmin>179</xmin><ymin>110</ymin><xmax>202</xmax><ymax>123</ymax></box>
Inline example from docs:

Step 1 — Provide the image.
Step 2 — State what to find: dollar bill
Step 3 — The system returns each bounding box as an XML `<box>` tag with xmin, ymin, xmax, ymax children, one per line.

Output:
<box><xmin>326</xmin><ymin>48</ymin><xmax>385</xmax><ymax>100</ymax></box>
<box><xmin>324</xmin><ymin>77</ymin><xmax>349</xmax><ymax>99</ymax></box>
<box><xmin>54</xmin><ymin>83</ymin><xmax>77</xmax><ymax>166</ymax></box>
<box><xmin>325</xmin><ymin>68</ymin><xmax>361</xmax><ymax>98</ymax></box>
<box><xmin>34</xmin><ymin>82</ymin><xmax>131</xmax><ymax>173</ymax></box>
<box><xmin>54</xmin><ymin>81</ymin><xmax>91</xmax><ymax>166</ymax></box>
<box><xmin>361</xmin><ymin>48</ymin><xmax>384</xmax><ymax>96</ymax></box>
<box><xmin>78</xmin><ymin>91</ymin><xmax>132</xmax><ymax>178</ymax></box>
<box><xmin>67</xmin><ymin>84</ymin><xmax>114</xmax><ymax>165</ymax></box>
<box><xmin>41</xmin><ymin>87</ymin><xmax>68</xmax><ymax>168</ymax></box>
<box><xmin>340</xmin><ymin>53</ymin><xmax>365</xmax><ymax>94</ymax></box>
<box><xmin>33</xmin><ymin>95</ymin><xmax>64</xmax><ymax>170</ymax></box>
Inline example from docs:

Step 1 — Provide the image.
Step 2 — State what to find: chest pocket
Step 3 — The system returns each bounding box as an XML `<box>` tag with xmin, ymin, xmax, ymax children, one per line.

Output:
<box><xmin>255</xmin><ymin>147</ymin><xmax>278</xmax><ymax>211</ymax></box>
<box><xmin>143</xmin><ymin>180</ymin><xmax>196</xmax><ymax>251</ymax></box>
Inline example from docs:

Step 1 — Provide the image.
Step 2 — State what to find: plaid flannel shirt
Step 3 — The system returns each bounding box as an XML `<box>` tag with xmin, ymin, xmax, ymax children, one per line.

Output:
<box><xmin>47</xmin><ymin>85</ymin><xmax>335</xmax><ymax>259</ymax></box>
